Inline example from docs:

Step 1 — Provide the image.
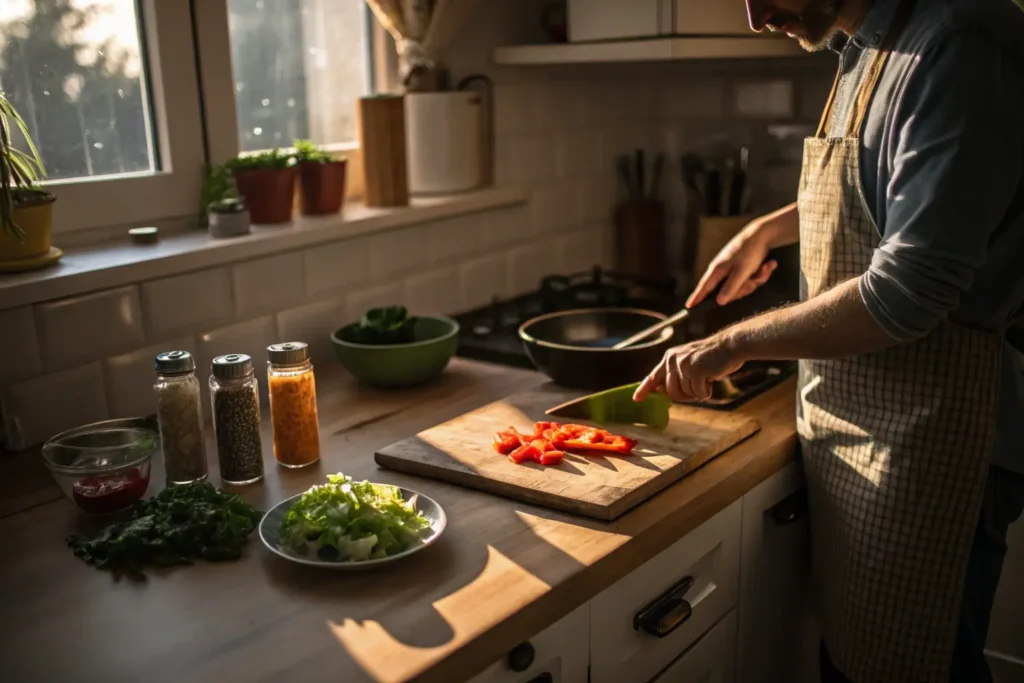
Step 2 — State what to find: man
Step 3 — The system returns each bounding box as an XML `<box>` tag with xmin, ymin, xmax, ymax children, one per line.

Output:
<box><xmin>633</xmin><ymin>0</ymin><xmax>1024</xmax><ymax>681</ymax></box>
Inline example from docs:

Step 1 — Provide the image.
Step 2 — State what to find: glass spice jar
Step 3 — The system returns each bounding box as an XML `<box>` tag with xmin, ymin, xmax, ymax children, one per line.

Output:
<box><xmin>267</xmin><ymin>342</ymin><xmax>321</xmax><ymax>468</ymax></box>
<box><xmin>209</xmin><ymin>354</ymin><xmax>265</xmax><ymax>485</ymax></box>
<box><xmin>154</xmin><ymin>350</ymin><xmax>208</xmax><ymax>485</ymax></box>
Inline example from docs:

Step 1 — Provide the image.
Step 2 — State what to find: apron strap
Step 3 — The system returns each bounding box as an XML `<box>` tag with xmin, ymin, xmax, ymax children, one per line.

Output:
<box><xmin>815</xmin><ymin>0</ymin><xmax>918</xmax><ymax>139</ymax></box>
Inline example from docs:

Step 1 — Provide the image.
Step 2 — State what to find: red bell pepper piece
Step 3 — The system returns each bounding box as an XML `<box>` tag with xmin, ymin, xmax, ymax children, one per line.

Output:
<box><xmin>493</xmin><ymin>427</ymin><xmax>523</xmax><ymax>455</ymax></box>
<box><xmin>563</xmin><ymin>437</ymin><xmax>636</xmax><ymax>455</ymax></box>
<box><xmin>539</xmin><ymin>450</ymin><xmax>565</xmax><ymax>466</ymax></box>
<box><xmin>509</xmin><ymin>442</ymin><xmax>541</xmax><ymax>464</ymax></box>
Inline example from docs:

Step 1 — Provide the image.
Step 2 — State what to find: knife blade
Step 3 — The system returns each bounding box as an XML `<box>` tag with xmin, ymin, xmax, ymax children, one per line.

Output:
<box><xmin>546</xmin><ymin>383</ymin><xmax>672</xmax><ymax>429</ymax></box>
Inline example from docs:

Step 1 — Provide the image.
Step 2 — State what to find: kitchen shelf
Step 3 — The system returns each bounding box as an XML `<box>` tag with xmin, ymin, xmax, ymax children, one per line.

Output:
<box><xmin>493</xmin><ymin>36</ymin><xmax>805</xmax><ymax>65</ymax></box>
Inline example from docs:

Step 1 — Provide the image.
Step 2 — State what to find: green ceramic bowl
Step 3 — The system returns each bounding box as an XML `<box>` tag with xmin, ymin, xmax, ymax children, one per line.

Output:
<box><xmin>331</xmin><ymin>315</ymin><xmax>459</xmax><ymax>388</ymax></box>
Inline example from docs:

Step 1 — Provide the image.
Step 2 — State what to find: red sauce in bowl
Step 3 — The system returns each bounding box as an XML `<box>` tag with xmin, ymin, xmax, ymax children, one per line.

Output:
<box><xmin>72</xmin><ymin>468</ymin><xmax>150</xmax><ymax>515</ymax></box>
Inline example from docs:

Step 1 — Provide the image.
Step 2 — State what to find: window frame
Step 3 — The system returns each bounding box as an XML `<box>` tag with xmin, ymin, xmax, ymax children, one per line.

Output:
<box><xmin>36</xmin><ymin>0</ymin><xmax>207</xmax><ymax>235</ymax></box>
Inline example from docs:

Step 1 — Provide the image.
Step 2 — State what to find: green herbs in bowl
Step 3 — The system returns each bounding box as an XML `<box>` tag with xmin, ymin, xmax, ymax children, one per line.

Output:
<box><xmin>331</xmin><ymin>306</ymin><xmax>459</xmax><ymax>388</ymax></box>
<box><xmin>259</xmin><ymin>473</ymin><xmax>446</xmax><ymax>569</ymax></box>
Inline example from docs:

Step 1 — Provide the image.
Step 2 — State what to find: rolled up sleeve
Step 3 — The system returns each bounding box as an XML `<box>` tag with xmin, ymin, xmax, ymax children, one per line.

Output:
<box><xmin>859</xmin><ymin>30</ymin><xmax>1024</xmax><ymax>342</ymax></box>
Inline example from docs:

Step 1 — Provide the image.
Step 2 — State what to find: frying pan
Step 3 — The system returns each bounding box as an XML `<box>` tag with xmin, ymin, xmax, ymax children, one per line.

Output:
<box><xmin>517</xmin><ymin>308</ymin><xmax>677</xmax><ymax>391</ymax></box>
<box><xmin>517</xmin><ymin>292</ymin><xmax>721</xmax><ymax>391</ymax></box>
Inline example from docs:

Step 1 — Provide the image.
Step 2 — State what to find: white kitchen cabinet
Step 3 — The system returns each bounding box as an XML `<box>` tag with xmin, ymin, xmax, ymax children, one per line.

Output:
<box><xmin>650</xmin><ymin>610</ymin><xmax>738</xmax><ymax>683</ymax></box>
<box><xmin>470</xmin><ymin>605</ymin><xmax>589</xmax><ymax>683</ymax></box>
<box><xmin>589</xmin><ymin>499</ymin><xmax>742</xmax><ymax>683</ymax></box>
<box><xmin>737</xmin><ymin>462</ymin><xmax>818</xmax><ymax>683</ymax></box>
<box><xmin>568</xmin><ymin>0</ymin><xmax>755</xmax><ymax>42</ymax></box>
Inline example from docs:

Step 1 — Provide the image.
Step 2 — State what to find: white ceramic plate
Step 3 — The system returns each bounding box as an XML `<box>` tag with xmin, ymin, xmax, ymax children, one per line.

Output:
<box><xmin>259</xmin><ymin>486</ymin><xmax>447</xmax><ymax>571</ymax></box>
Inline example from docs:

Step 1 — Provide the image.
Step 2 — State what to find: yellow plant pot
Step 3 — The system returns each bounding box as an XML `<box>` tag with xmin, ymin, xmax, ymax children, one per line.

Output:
<box><xmin>0</xmin><ymin>194</ymin><xmax>55</xmax><ymax>261</ymax></box>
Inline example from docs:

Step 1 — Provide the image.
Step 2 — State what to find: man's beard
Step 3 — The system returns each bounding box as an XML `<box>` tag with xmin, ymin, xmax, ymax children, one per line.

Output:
<box><xmin>766</xmin><ymin>0</ymin><xmax>845</xmax><ymax>51</ymax></box>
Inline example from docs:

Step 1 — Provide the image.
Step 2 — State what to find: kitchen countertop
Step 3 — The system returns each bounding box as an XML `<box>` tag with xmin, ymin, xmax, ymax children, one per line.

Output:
<box><xmin>0</xmin><ymin>359</ymin><xmax>798</xmax><ymax>683</ymax></box>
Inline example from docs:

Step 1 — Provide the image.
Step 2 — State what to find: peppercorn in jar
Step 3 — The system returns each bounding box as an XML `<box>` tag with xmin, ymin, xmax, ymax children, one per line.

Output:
<box><xmin>154</xmin><ymin>350</ymin><xmax>208</xmax><ymax>484</ymax></box>
<box><xmin>209</xmin><ymin>354</ymin><xmax>264</xmax><ymax>485</ymax></box>
<box><xmin>267</xmin><ymin>342</ymin><xmax>321</xmax><ymax>468</ymax></box>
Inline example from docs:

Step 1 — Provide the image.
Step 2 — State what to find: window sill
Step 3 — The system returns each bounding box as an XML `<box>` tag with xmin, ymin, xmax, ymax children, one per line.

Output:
<box><xmin>0</xmin><ymin>188</ymin><xmax>528</xmax><ymax>310</ymax></box>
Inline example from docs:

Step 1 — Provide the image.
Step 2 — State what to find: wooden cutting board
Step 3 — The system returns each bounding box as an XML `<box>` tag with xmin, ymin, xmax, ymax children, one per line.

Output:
<box><xmin>375</xmin><ymin>388</ymin><xmax>760</xmax><ymax>521</ymax></box>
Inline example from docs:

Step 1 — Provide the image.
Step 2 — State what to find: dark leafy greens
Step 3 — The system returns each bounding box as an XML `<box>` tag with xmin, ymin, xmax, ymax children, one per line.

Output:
<box><xmin>344</xmin><ymin>306</ymin><xmax>418</xmax><ymax>345</ymax></box>
<box><xmin>67</xmin><ymin>482</ymin><xmax>262</xmax><ymax>581</ymax></box>
<box><xmin>279</xmin><ymin>473</ymin><xmax>431</xmax><ymax>562</ymax></box>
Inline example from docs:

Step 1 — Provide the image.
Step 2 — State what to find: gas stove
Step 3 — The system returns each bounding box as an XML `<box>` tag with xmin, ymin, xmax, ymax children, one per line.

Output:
<box><xmin>453</xmin><ymin>267</ymin><xmax>681</xmax><ymax>369</ymax></box>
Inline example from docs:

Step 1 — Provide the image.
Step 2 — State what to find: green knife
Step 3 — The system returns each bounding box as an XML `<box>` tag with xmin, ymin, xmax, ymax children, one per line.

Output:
<box><xmin>545</xmin><ymin>383</ymin><xmax>672</xmax><ymax>429</ymax></box>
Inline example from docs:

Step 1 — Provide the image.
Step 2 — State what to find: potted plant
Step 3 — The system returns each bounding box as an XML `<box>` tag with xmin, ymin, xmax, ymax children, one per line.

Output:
<box><xmin>0</xmin><ymin>92</ymin><xmax>56</xmax><ymax>266</ymax></box>
<box><xmin>293</xmin><ymin>139</ymin><xmax>347</xmax><ymax>216</ymax></box>
<box><xmin>225</xmin><ymin>149</ymin><xmax>296</xmax><ymax>225</ymax></box>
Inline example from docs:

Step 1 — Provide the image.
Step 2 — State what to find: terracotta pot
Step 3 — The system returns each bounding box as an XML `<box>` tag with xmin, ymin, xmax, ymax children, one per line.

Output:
<box><xmin>298</xmin><ymin>160</ymin><xmax>347</xmax><ymax>216</ymax></box>
<box><xmin>0</xmin><ymin>193</ymin><xmax>55</xmax><ymax>261</ymax></box>
<box><xmin>231</xmin><ymin>167</ymin><xmax>296</xmax><ymax>225</ymax></box>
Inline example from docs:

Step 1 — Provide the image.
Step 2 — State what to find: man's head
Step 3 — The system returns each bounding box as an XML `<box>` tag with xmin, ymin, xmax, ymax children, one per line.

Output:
<box><xmin>745</xmin><ymin>0</ymin><xmax>847</xmax><ymax>51</ymax></box>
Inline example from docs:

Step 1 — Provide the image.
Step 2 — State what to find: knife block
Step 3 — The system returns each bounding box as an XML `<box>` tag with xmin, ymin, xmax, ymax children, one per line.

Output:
<box><xmin>614</xmin><ymin>200</ymin><xmax>667</xmax><ymax>282</ymax></box>
<box><xmin>357</xmin><ymin>95</ymin><xmax>409</xmax><ymax>207</ymax></box>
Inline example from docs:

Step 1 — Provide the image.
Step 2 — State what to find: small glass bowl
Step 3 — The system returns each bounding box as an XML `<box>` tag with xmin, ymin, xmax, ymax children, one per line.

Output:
<box><xmin>41</xmin><ymin>419</ymin><xmax>158</xmax><ymax>515</ymax></box>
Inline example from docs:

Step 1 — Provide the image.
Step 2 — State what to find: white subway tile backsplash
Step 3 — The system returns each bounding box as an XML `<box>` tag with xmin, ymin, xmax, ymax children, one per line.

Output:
<box><xmin>105</xmin><ymin>336</ymin><xmax>195</xmax><ymax>419</ymax></box>
<box><xmin>581</xmin><ymin>175</ymin><xmax>619</xmax><ymax>224</ymax></box>
<box><xmin>555</xmin><ymin>131</ymin><xmax>603</xmax><ymax>178</ymax></box>
<box><xmin>0</xmin><ymin>306</ymin><xmax>41</xmax><ymax>384</ymax></box>
<box><xmin>345</xmin><ymin>282</ymin><xmax>405</xmax><ymax>323</ymax></box>
<box><xmin>507</xmin><ymin>242</ymin><xmax>560</xmax><ymax>296</ymax></box>
<box><xmin>494</xmin><ymin>84</ymin><xmax>537</xmax><ymax>136</ymax></box>
<box><xmin>368</xmin><ymin>227</ymin><xmax>429</xmax><ymax>282</ymax></box>
<box><xmin>557</xmin><ymin>230</ymin><xmax>603</xmax><ymax>274</ymax></box>
<box><xmin>734</xmin><ymin>80</ymin><xmax>795</xmax><ymax>118</ymax></box>
<box><xmin>232</xmin><ymin>252</ymin><xmax>304</xmax><ymax>319</ymax></box>
<box><xmin>36</xmin><ymin>286</ymin><xmax>144</xmax><ymax>372</ymax></box>
<box><xmin>430</xmin><ymin>215</ymin><xmax>480</xmax><ymax>265</ymax></box>
<box><xmin>598</xmin><ymin>125</ymin><xmax>653</xmax><ymax>163</ymax></box>
<box><xmin>304</xmin><ymin>237</ymin><xmax>371</xmax><ymax>298</ymax></box>
<box><xmin>502</xmin><ymin>133</ymin><xmax>556</xmax><ymax>186</ymax></box>
<box><xmin>532</xmin><ymin>183</ymin><xmax>584</xmax><ymax>234</ymax></box>
<box><xmin>403</xmin><ymin>268</ymin><xmax>462</xmax><ymax>316</ymax></box>
<box><xmin>656</xmin><ymin>77</ymin><xmax>726</xmax><ymax>120</ymax></box>
<box><xmin>1</xmin><ymin>363</ymin><xmax>108</xmax><ymax>450</ymax></box>
<box><xmin>479</xmin><ymin>206</ymin><xmax>531</xmax><ymax>251</ymax></box>
<box><xmin>460</xmin><ymin>254</ymin><xmax>508</xmax><ymax>311</ymax></box>
<box><xmin>276</xmin><ymin>298</ymin><xmax>344</xmax><ymax>366</ymax></box>
<box><xmin>142</xmin><ymin>268</ymin><xmax>234</xmax><ymax>340</ymax></box>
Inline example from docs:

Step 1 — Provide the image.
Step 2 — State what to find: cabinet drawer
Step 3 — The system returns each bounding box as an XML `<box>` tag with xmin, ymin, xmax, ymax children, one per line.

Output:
<box><xmin>590</xmin><ymin>499</ymin><xmax>741</xmax><ymax>683</ymax></box>
<box><xmin>469</xmin><ymin>605</ymin><xmax>589</xmax><ymax>683</ymax></box>
<box><xmin>650</xmin><ymin>610</ymin><xmax>737</xmax><ymax>683</ymax></box>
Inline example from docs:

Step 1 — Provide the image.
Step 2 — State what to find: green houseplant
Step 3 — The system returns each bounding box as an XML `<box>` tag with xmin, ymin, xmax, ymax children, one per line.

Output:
<box><xmin>293</xmin><ymin>139</ymin><xmax>347</xmax><ymax>216</ymax></box>
<box><xmin>0</xmin><ymin>91</ymin><xmax>56</xmax><ymax>265</ymax></box>
<box><xmin>225</xmin><ymin>149</ymin><xmax>296</xmax><ymax>225</ymax></box>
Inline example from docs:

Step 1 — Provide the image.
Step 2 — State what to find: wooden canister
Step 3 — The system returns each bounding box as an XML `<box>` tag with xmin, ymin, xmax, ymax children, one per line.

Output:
<box><xmin>356</xmin><ymin>95</ymin><xmax>409</xmax><ymax>207</ymax></box>
<box><xmin>614</xmin><ymin>200</ymin><xmax>667</xmax><ymax>280</ymax></box>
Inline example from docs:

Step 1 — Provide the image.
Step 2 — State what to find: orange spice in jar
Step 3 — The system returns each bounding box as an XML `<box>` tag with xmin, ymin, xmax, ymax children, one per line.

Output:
<box><xmin>267</xmin><ymin>342</ymin><xmax>321</xmax><ymax>468</ymax></box>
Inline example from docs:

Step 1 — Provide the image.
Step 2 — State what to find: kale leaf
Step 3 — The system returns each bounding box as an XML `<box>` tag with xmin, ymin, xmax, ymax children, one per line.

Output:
<box><xmin>67</xmin><ymin>482</ymin><xmax>262</xmax><ymax>581</ymax></box>
<box><xmin>345</xmin><ymin>305</ymin><xmax>418</xmax><ymax>345</ymax></box>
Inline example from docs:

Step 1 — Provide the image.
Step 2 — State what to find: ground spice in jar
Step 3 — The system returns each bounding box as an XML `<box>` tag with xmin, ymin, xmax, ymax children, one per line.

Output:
<box><xmin>154</xmin><ymin>351</ymin><xmax>208</xmax><ymax>485</ymax></box>
<box><xmin>210</xmin><ymin>354</ymin><xmax>265</xmax><ymax>485</ymax></box>
<box><xmin>267</xmin><ymin>342</ymin><xmax>321</xmax><ymax>468</ymax></box>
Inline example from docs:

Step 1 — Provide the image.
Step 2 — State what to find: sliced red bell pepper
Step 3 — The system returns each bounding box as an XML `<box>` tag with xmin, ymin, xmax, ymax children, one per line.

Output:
<box><xmin>508</xmin><ymin>442</ymin><xmax>541</xmax><ymax>464</ymax></box>
<box><xmin>539</xmin><ymin>450</ymin><xmax>565</xmax><ymax>466</ymax></box>
<box><xmin>563</xmin><ymin>437</ymin><xmax>636</xmax><ymax>455</ymax></box>
<box><xmin>493</xmin><ymin>427</ymin><xmax>523</xmax><ymax>455</ymax></box>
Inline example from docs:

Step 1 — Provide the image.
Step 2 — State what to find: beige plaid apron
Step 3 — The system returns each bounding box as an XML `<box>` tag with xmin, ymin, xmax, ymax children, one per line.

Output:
<box><xmin>797</xmin><ymin>0</ymin><xmax>1004</xmax><ymax>680</ymax></box>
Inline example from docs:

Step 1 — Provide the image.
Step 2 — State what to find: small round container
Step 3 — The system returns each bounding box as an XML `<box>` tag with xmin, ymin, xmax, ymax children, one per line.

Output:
<box><xmin>154</xmin><ymin>350</ymin><xmax>208</xmax><ymax>485</ymax></box>
<box><xmin>267</xmin><ymin>342</ymin><xmax>321</xmax><ymax>468</ymax></box>
<box><xmin>41</xmin><ymin>421</ymin><xmax>156</xmax><ymax>515</ymax></box>
<box><xmin>209</xmin><ymin>354</ymin><xmax>265</xmax><ymax>485</ymax></box>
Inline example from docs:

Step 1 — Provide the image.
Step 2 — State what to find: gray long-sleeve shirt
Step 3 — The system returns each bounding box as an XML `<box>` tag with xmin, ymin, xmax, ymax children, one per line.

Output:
<box><xmin>826</xmin><ymin>0</ymin><xmax>1024</xmax><ymax>473</ymax></box>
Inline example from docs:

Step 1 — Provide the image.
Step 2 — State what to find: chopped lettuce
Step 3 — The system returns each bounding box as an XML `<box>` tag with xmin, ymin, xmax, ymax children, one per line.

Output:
<box><xmin>279</xmin><ymin>473</ymin><xmax>431</xmax><ymax>562</ymax></box>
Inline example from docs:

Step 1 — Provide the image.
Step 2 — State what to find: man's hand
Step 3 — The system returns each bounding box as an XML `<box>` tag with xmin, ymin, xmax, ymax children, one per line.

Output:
<box><xmin>633</xmin><ymin>334</ymin><xmax>745</xmax><ymax>403</ymax></box>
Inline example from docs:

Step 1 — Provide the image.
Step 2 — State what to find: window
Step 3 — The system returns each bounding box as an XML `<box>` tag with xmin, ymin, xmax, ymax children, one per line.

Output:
<box><xmin>0</xmin><ymin>0</ymin><xmax>390</xmax><ymax>236</ymax></box>
<box><xmin>0</xmin><ymin>0</ymin><xmax>155</xmax><ymax>181</ymax></box>
<box><xmin>227</xmin><ymin>0</ymin><xmax>372</xmax><ymax>152</ymax></box>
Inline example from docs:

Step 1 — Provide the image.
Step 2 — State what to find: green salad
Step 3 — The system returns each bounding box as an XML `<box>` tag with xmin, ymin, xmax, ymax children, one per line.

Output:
<box><xmin>279</xmin><ymin>473</ymin><xmax>431</xmax><ymax>562</ymax></box>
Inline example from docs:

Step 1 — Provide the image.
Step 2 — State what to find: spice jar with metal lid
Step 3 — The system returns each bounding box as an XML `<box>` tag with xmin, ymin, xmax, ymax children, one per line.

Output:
<box><xmin>267</xmin><ymin>342</ymin><xmax>321</xmax><ymax>468</ymax></box>
<box><xmin>209</xmin><ymin>354</ymin><xmax>264</xmax><ymax>485</ymax></box>
<box><xmin>154</xmin><ymin>350</ymin><xmax>208</xmax><ymax>485</ymax></box>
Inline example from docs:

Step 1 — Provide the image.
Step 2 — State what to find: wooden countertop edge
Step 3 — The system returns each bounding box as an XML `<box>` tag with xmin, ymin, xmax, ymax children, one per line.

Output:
<box><xmin>414</xmin><ymin>380</ymin><xmax>800</xmax><ymax>683</ymax></box>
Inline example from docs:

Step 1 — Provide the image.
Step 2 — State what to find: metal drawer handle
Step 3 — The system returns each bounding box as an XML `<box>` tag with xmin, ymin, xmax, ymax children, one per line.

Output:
<box><xmin>770</xmin><ymin>489</ymin><xmax>808</xmax><ymax>525</ymax></box>
<box><xmin>633</xmin><ymin>576</ymin><xmax>694</xmax><ymax>638</ymax></box>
